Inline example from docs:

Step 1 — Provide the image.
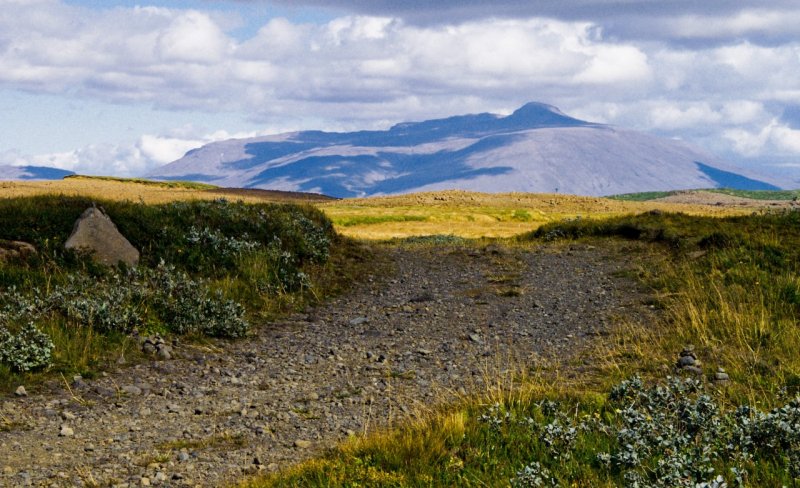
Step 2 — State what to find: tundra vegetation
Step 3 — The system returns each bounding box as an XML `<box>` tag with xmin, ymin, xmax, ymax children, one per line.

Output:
<box><xmin>245</xmin><ymin>210</ymin><xmax>800</xmax><ymax>487</ymax></box>
<box><xmin>0</xmin><ymin>195</ymin><xmax>356</xmax><ymax>389</ymax></box>
<box><xmin>1</xmin><ymin>180</ymin><xmax>798</xmax><ymax>486</ymax></box>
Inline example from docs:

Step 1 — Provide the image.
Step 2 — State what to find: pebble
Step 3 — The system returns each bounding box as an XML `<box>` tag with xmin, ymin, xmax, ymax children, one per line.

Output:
<box><xmin>294</xmin><ymin>440</ymin><xmax>312</xmax><ymax>449</ymax></box>
<box><xmin>59</xmin><ymin>425</ymin><xmax>74</xmax><ymax>437</ymax></box>
<box><xmin>14</xmin><ymin>386</ymin><xmax>27</xmax><ymax>397</ymax></box>
<box><xmin>122</xmin><ymin>385</ymin><xmax>142</xmax><ymax>396</ymax></box>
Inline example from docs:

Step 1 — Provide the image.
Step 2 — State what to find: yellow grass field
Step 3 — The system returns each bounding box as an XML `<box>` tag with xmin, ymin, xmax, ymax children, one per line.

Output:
<box><xmin>0</xmin><ymin>178</ymin><xmax>756</xmax><ymax>239</ymax></box>
<box><xmin>319</xmin><ymin>190</ymin><xmax>753</xmax><ymax>239</ymax></box>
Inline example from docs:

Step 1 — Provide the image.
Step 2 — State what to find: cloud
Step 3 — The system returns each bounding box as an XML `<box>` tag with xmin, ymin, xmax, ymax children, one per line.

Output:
<box><xmin>262</xmin><ymin>1</ymin><xmax>800</xmax><ymax>43</ymax></box>
<box><xmin>724</xmin><ymin>120</ymin><xmax>800</xmax><ymax>158</ymax></box>
<box><xmin>1</xmin><ymin>1</ymin><xmax>799</xmax><ymax>178</ymax></box>
<box><xmin>5</xmin><ymin>125</ymin><xmax>281</xmax><ymax>177</ymax></box>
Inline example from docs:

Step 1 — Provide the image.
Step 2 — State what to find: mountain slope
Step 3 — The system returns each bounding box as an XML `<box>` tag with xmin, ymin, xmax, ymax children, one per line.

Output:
<box><xmin>0</xmin><ymin>165</ymin><xmax>75</xmax><ymax>181</ymax></box>
<box><xmin>148</xmin><ymin>102</ymin><xmax>780</xmax><ymax>197</ymax></box>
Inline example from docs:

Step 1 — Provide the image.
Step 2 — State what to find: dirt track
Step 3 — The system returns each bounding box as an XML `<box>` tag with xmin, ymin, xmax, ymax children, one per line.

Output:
<box><xmin>0</xmin><ymin>243</ymin><xmax>654</xmax><ymax>487</ymax></box>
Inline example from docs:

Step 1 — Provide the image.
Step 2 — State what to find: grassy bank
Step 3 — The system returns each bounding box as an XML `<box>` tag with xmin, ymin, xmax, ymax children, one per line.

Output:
<box><xmin>0</xmin><ymin>195</ymin><xmax>358</xmax><ymax>390</ymax></box>
<box><xmin>244</xmin><ymin>210</ymin><xmax>800</xmax><ymax>487</ymax></box>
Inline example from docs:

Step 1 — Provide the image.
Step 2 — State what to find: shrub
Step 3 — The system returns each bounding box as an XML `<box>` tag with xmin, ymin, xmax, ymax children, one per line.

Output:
<box><xmin>0</xmin><ymin>322</ymin><xmax>54</xmax><ymax>372</ymax></box>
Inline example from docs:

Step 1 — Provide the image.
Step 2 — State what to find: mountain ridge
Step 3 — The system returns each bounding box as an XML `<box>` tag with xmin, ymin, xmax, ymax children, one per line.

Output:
<box><xmin>0</xmin><ymin>165</ymin><xmax>75</xmax><ymax>181</ymax></box>
<box><xmin>148</xmin><ymin>103</ymin><xmax>781</xmax><ymax>197</ymax></box>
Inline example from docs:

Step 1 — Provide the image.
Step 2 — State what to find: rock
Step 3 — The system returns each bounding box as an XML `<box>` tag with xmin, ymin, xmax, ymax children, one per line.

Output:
<box><xmin>294</xmin><ymin>439</ymin><xmax>312</xmax><ymax>449</ymax></box>
<box><xmin>61</xmin><ymin>411</ymin><xmax>77</xmax><ymax>421</ymax></box>
<box><xmin>14</xmin><ymin>386</ymin><xmax>27</xmax><ymax>397</ymax></box>
<box><xmin>64</xmin><ymin>206</ymin><xmax>139</xmax><ymax>267</ymax></box>
<box><xmin>59</xmin><ymin>425</ymin><xmax>74</xmax><ymax>437</ymax></box>
<box><xmin>468</xmin><ymin>334</ymin><xmax>483</xmax><ymax>344</ymax></box>
<box><xmin>122</xmin><ymin>385</ymin><xmax>142</xmax><ymax>396</ymax></box>
<box><xmin>682</xmin><ymin>366</ymin><xmax>703</xmax><ymax>376</ymax></box>
<box><xmin>677</xmin><ymin>355</ymin><xmax>696</xmax><ymax>367</ymax></box>
<box><xmin>0</xmin><ymin>240</ymin><xmax>36</xmax><ymax>262</ymax></box>
<box><xmin>156</xmin><ymin>346</ymin><xmax>172</xmax><ymax>361</ymax></box>
<box><xmin>349</xmin><ymin>317</ymin><xmax>369</xmax><ymax>326</ymax></box>
<box><xmin>714</xmin><ymin>368</ymin><xmax>730</xmax><ymax>383</ymax></box>
<box><xmin>140</xmin><ymin>477</ymin><xmax>151</xmax><ymax>487</ymax></box>
<box><xmin>142</xmin><ymin>342</ymin><xmax>157</xmax><ymax>355</ymax></box>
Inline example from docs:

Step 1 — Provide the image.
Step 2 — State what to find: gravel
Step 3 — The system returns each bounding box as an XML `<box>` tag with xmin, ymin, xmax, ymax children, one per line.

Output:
<box><xmin>0</xmin><ymin>243</ymin><xmax>653</xmax><ymax>487</ymax></box>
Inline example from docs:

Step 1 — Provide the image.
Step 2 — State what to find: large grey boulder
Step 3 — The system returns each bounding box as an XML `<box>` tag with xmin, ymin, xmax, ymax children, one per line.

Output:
<box><xmin>64</xmin><ymin>207</ymin><xmax>139</xmax><ymax>267</ymax></box>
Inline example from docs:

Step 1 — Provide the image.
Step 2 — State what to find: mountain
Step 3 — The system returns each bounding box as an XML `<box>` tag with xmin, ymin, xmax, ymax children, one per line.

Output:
<box><xmin>147</xmin><ymin>102</ymin><xmax>781</xmax><ymax>197</ymax></box>
<box><xmin>0</xmin><ymin>165</ymin><xmax>75</xmax><ymax>181</ymax></box>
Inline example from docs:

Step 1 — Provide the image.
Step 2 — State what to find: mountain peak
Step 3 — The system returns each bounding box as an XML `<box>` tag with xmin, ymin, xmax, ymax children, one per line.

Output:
<box><xmin>502</xmin><ymin>101</ymin><xmax>588</xmax><ymax>128</ymax></box>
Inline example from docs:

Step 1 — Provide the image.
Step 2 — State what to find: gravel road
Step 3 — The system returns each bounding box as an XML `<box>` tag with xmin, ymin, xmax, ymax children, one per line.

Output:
<box><xmin>0</xmin><ymin>242</ymin><xmax>652</xmax><ymax>487</ymax></box>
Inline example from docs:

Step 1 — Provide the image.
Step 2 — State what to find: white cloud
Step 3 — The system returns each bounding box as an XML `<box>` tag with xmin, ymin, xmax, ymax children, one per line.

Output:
<box><xmin>724</xmin><ymin>120</ymin><xmax>800</xmax><ymax>157</ymax></box>
<box><xmin>157</xmin><ymin>10</ymin><xmax>231</xmax><ymax>63</ymax></box>
<box><xmin>1</xmin><ymin>1</ymin><xmax>799</xmax><ymax>177</ymax></box>
<box><xmin>648</xmin><ymin>102</ymin><xmax>721</xmax><ymax>130</ymax></box>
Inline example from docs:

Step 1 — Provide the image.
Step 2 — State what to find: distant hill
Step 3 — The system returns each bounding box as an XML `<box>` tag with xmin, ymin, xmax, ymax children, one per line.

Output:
<box><xmin>147</xmin><ymin>102</ymin><xmax>781</xmax><ymax>198</ymax></box>
<box><xmin>0</xmin><ymin>165</ymin><xmax>75</xmax><ymax>181</ymax></box>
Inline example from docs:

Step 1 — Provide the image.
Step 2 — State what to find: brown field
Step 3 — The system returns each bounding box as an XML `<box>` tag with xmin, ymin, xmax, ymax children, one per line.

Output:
<box><xmin>0</xmin><ymin>179</ymin><xmax>758</xmax><ymax>239</ymax></box>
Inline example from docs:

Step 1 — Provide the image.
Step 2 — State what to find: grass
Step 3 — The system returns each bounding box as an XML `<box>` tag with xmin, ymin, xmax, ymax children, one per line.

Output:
<box><xmin>607</xmin><ymin>190</ymin><xmax>679</xmax><ymax>201</ymax></box>
<box><xmin>64</xmin><ymin>174</ymin><xmax>219</xmax><ymax>190</ymax></box>
<box><xmin>0</xmin><ymin>195</ymin><xmax>359</xmax><ymax>391</ymax></box>
<box><xmin>321</xmin><ymin>190</ymin><xmax>749</xmax><ymax>239</ymax></box>
<box><xmin>708</xmin><ymin>188</ymin><xmax>800</xmax><ymax>200</ymax></box>
<box><xmin>0</xmin><ymin>178</ymin><xmax>318</xmax><ymax>205</ymax></box>
<box><xmin>242</xmin><ymin>210</ymin><xmax>800</xmax><ymax>487</ymax></box>
<box><xmin>3</xmin><ymin>179</ymin><xmax>799</xmax><ymax>484</ymax></box>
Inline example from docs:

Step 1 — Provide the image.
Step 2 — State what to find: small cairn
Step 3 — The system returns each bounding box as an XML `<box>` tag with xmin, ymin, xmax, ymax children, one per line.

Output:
<box><xmin>713</xmin><ymin>367</ymin><xmax>730</xmax><ymax>384</ymax></box>
<box><xmin>140</xmin><ymin>335</ymin><xmax>173</xmax><ymax>360</ymax></box>
<box><xmin>676</xmin><ymin>345</ymin><xmax>703</xmax><ymax>376</ymax></box>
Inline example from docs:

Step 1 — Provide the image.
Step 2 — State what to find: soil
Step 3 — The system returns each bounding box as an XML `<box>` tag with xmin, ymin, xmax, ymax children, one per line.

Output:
<box><xmin>0</xmin><ymin>242</ymin><xmax>655</xmax><ymax>487</ymax></box>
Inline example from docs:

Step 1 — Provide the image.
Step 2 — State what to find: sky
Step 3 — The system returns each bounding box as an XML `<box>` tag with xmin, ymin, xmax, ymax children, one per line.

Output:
<box><xmin>1</xmin><ymin>0</ymin><xmax>799</xmax><ymax>183</ymax></box>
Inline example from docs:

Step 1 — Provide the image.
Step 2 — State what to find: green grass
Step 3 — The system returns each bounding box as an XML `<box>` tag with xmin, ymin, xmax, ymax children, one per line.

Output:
<box><xmin>0</xmin><ymin>195</ymin><xmax>359</xmax><ymax>391</ymax></box>
<box><xmin>332</xmin><ymin>214</ymin><xmax>428</xmax><ymax>227</ymax></box>
<box><xmin>243</xmin><ymin>210</ymin><xmax>800</xmax><ymax>487</ymax></box>
<box><xmin>708</xmin><ymin>188</ymin><xmax>800</xmax><ymax>200</ymax></box>
<box><xmin>606</xmin><ymin>190</ymin><xmax>679</xmax><ymax>201</ymax></box>
<box><xmin>64</xmin><ymin>174</ymin><xmax>218</xmax><ymax>190</ymax></box>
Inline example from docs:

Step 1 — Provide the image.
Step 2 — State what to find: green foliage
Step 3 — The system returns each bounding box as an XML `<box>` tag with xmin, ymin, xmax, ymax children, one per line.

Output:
<box><xmin>256</xmin><ymin>376</ymin><xmax>800</xmax><ymax>487</ymax></box>
<box><xmin>0</xmin><ymin>322</ymin><xmax>54</xmax><ymax>372</ymax></box>
<box><xmin>333</xmin><ymin>214</ymin><xmax>427</xmax><ymax>227</ymax></box>
<box><xmin>0</xmin><ymin>196</ymin><xmax>336</xmax><ymax>379</ymax></box>
<box><xmin>709</xmin><ymin>188</ymin><xmax>800</xmax><ymax>201</ymax></box>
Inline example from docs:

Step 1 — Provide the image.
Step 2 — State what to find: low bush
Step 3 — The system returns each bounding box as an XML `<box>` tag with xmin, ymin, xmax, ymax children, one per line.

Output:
<box><xmin>0</xmin><ymin>196</ymin><xmax>337</xmax><ymax>379</ymax></box>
